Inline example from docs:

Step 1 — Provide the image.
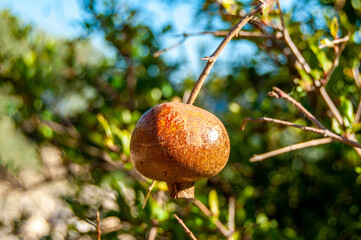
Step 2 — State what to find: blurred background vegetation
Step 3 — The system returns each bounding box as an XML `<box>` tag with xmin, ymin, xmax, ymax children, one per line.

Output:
<box><xmin>1</xmin><ymin>0</ymin><xmax>361</xmax><ymax>239</ymax></box>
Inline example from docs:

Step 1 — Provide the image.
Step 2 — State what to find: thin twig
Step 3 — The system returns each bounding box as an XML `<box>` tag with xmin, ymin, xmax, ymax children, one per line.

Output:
<box><xmin>277</xmin><ymin>0</ymin><xmax>311</xmax><ymax>74</ymax></box>
<box><xmin>241</xmin><ymin>117</ymin><xmax>361</xmax><ymax>149</ymax></box>
<box><xmin>269</xmin><ymin>87</ymin><xmax>325</xmax><ymax>129</ymax></box>
<box><xmin>154</xmin><ymin>30</ymin><xmax>275</xmax><ymax>58</ymax></box>
<box><xmin>193</xmin><ymin>199</ymin><xmax>231</xmax><ymax>237</ymax></box>
<box><xmin>142</xmin><ymin>180</ymin><xmax>156</xmax><ymax>209</ymax></box>
<box><xmin>355</xmin><ymin>100</ymin><xmax>361</xmax><ymax>124</ymax></box>
<box><xmin>322</xmin><ymin>34</ymin><xmax>350</xmax><ymax>85</ymax></box>
<box><xmin>352</xmin><ymin>66</ymin><xmax>361</xmax><ymax>87</ymax></box>
<box><xmin>184</xmin><ymin>30</ymin><xmax>275</xmax><ymax>39</ymax></box>
<box><xmin>319</xmin><ymin>86</ymin><xmax>344</xmax><ymax>125</ymax></box>
<box><xmin>250</xmin><ymin>138</ymin><xmax>333</xmax><ymax>162</ymax></box>
<box><xmin>187</xmin><ymin>0</ymin><xmax>276</xmax><ymax>105</ymax></box>
<box><xmin>96</xmin><ymin>211</ymin><xmax>101</xmax><ymax>240</ymax></box>
<box><xmin>348</xmin><ymin>134</ymin><xmax>361</xmax><ymax>157</ymax></box>
<box><xmin>227</xmin><ymin>197</ymin><xmax>236</xmax><ymax>240</ymax></box>
<box><xmin>173</xmin><ymin>214</ymin><xmax>198</xmax><ymax>240</ymax></box>
<box><xmin>319</xmin><ymin>35</ymin><xmax>350</xmax><ymax>49</ymax></box>
<box><xmin>153</xmin><ymin>36</ymin><xmax>187</xmax><ymax>57</ymax></box>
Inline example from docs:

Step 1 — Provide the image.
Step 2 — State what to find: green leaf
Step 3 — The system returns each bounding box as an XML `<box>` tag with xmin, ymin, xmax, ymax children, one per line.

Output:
<box><xmin>221</xmin><ymin>0</ymin><xmax>236</xmax><ymax>15</ymax></box>
<box><xmin>309</xmin><ymin>41</ymin><xmax>333</xmax><ymax>72</ymax></box>
<box><xmin>330</xmin><ymin>17</ymin><xmax>339</xmax><ymax>39</ymax></box>
<box><xmin>208</xmin><ymin>189</ymin><xmax>219</xmax><ymax>218</ymax></box>
<box><xmin>340</xmin><ymin>96</ymin><xmax>354</xmax><ymax>124</ymax></box>
<box><xmin>332</xmin><ymin>117</ymin><xmax>343</xmax><ymax>134</ymax></box>
<box><xmin>97</xmin><ymin>114</ymin><xmax>113</xmax><ymax>139</ymax></box>
<box><xmin>113</xmin><ymin>128</ymin><xmax>132</xmax><ymax>156</ymax></box>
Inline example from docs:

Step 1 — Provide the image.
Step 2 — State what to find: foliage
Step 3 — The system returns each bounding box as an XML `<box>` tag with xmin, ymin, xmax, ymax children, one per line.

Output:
<box><xmin>1</xmin><ymin>0</ymin><xmax>361</xmax><ymax>239</ymax></box>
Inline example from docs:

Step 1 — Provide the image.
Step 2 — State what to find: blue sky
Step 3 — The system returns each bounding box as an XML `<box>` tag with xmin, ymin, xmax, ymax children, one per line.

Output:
<box><xmin>0</xmin><ymin>0</ymin><xmax>295</xmax><ymax>77</ymax></box>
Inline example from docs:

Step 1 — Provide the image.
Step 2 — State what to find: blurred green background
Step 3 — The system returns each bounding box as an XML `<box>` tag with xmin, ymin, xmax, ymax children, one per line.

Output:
<box><xmin>1</xmin><ymin>0</ymin><xmax>361</xmax><ymax>239</ymax></box>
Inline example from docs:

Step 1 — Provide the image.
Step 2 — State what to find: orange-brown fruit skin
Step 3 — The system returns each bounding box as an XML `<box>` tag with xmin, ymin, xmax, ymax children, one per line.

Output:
<box><xmin>130</xmin><ymin>102</ymin><xmax>230</xmax><ymax>186</ymax></box>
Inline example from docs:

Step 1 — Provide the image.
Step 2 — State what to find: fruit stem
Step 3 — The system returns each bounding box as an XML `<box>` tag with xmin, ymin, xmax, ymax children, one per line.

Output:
<box><xmin>167</xmin><ymin>182</ymin><xmax>195</xmax><ymax>199</ymax></box>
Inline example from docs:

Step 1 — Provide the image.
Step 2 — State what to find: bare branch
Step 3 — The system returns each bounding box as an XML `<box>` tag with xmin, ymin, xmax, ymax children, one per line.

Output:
<box><xmin>269</xmin><ymin>87</ymin><xmax>325</xmax><ymax>129</ymax></box>
<box><xmin>173</xmin><ymin>214</ymin><xmax>198</xmax><ymax>240</ymax></box>
<box><xmin>348</xmin><ymin>134</ymin><xmax>361</xmax><ymax>158</ymax></box>
<box><xmin>227</xmin><ymin>197</ymin><xmax>236</xmax><ymax>240</ymax></box>
<box><xmin>187</xmin><ymin>0</ymin><xmax>276</xmax><ymax>105</ymax></box>
<box><xmin>277</xmin><ymin>0</ymin><xmax>311</xmax><ymax>74</ymax></box>
<box><xmin>153</xmin><ymin>37</ymin><xmax>187</xmax><ymax>57</ymax></box>
<box><xmin>319</xmin><ymin>35</ymin><xmax>350</xmax><ymax>49</ymax></box>
<box><xmin>319</xmin><ymin>86</ymin><xmax>344</xmax><ymax>125</ymax></box>
<box><xmin>96</xmin><ymin>211</ymin><xmax>102</xmax><ymax>240</ymax></box>
<box><xmin>186</xmin><ymin>30</ymin><xmax>275</xmax><ymax>39</ymax></box>
<box><xmin>153</xmin><ymin>30</ymin><xmax>274</xmax><ymax>58</ymax></box>
<box><xmin>322</xmin><ymin>34</ymin><xmax>350</xmax><ymax>86</ymax></box>
<box><xmin>85</xmin><ymin>211</ymin><xmax>101</xmax><ymax>240</ymax></box>
<box><xmin>142</xmin><ymin>180</ymin><xmax>156</xmax><ymax>209</ymax></box>
<box><xmin>241</xmin><ymin>117</ymin><xmax>361</xmax><ymax>149</ymax></box>
<box><xmin>352</xmin><ymin>66</ymin><xmax>361</xmax><ymax>87</ymax></box>
<box><xmin>355</xmin><ymin>100</ymin><xmax>361</xmax><ymax>124</ymax></box>
<box><xmin>193</xmin><ymin>199</ymin><xmax>230</xmax><ymax>237</ymax></box>
<box><xmin>250</xmin><ymin>138</ymin><xmax>333</xmax><ymax>162</ymax></box>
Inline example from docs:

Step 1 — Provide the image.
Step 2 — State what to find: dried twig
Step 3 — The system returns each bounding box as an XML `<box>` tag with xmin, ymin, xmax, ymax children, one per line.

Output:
<box><xmin>319</xmin><ymin>86</ymin><xmax>344</xmax><ymax>125</ymax></box>
<box><xmin>277</xmin><ymin>1</ymin><xmax>345</xmax><ymax>128</ymax></box>
<box><xmin>352</xmin><ymin>66</ymin><xmax>361</xmax><ymax>87</ymax></box>
<box><xmin>153</xmin><ymin>30</ymin><xmax>274</xmax><ymax>58</ymax></box>
<box><xmin>322</xmin><ymin>34</ymin><xmax>350</xmax><ymax>86</ymax></box>
<box><xmin>319</xmin><ymin>35</ymin><xmax>350</xmax><ymax>49</ymax></box>
<box><xmin>250</xmin><ymin>138</ymin><xmax>333</xmax><ymax>162</ymax></box>
<box><xmin>84</xmin><ymin>211</ymin><xmax>102</xmax><ymax>240</ymax></box>
<box><xmin>96</xmin><ymin>211</ymin><xmax>102</xmax><ymax>240</ymax></box>
<box><xmin>241</xmin><ymin>117</ymin><xmax>361</xmax><ymax>149</ymax></box>
<box><xmin>153</xmin><ymin>36</ymin><xmax>187</xmax><ymax>57</ymax></box>
<box><xmin>193</xmin><ymin>199</ymin><xmax>230</xmax><ymax>237</ymax></box>
<box><xmin>142</xmin><ymin>180</ymin><xmax>156</xmax><ymax>209</ymax></box>
<box><xmin>187</xmin><ymin>0</ymin><xmax>276</xmax><ymax>105</ymax></box>
<box><xmin>269</xmin><ymin>87</ymin><xmax>325</xmax><ymax>129</ymax></box>
<box><xmin>227</xmin><ymin>197</ymin><xmax>236</xmax><ymax>240</ymax></box>
<box><xmin>185</xmin><ymin>30</ymin><xmax>275</xmax><ymax>39</ymax></box>
<box><xmin>173</xmin><ymin>214</ymin><xmax>198</xmax><ymax>240</ymax></box>
<box><xmin>355</xmin><ymin>100</ymin><xmax>361</xmax><ymax>124</ymax></box>
<box><xmin>277</xmin><ymin>0</ymin><xmax>311</xmax><ymax>74</ymax></box>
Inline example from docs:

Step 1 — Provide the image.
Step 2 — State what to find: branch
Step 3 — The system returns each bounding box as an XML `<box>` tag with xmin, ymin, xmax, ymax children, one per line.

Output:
<box><xmin>142</xmin><ymin>180</ymin><xmax>156</xmax><ymax>209</ymax></box>
<box><xmin>319</xmin><ymin>35</ymin><xmax>350</xmax><ymax>49</ymax></box>
<box><xmin>321</xmin><ymin>34</ymin><xmax>350</xmax><ymax>85</ymax></box>
<box><xmin>250</xmin><ymin>138</ymin><xmax>333</xmax><ymax>162</ymax></box>
<box><xmin>173</xmin><ymin>214</ymin><xmax>198</xmax><ymax>240</ymax></box>
<box><xmin>241</xmin><ymin>117</ymin><xmax>361</xmax><ymax>149</ymax></box>
<box><xmin>96</xmin><ymin>211</ymin><xmax>102</xmax><ymax>240</ymax></box>
<box><xmin>186</xmin><ymin>0</ymin><xmax>276</xmax><ymax>105</ymax></box>
<box><xmin>355</xmin><ymin>99</ymin><xmax>361</xmax><ymax>124</ymax></box>
<box><xmin>352</xmin><ymin>66</ymin><xmax>361</xmax><ymax>87</ymax></box>
<box><xmin>153</xmin><ymin>36</ymin><xmax>187</xmax><ymax>57</ymax></box>
<box><xmin>319</xmin><ymin>86</ymin><xmax>344</xmax><ymax>125</ymax></box>
<box><xmin>269</xmin><ymin>87</ymin><xmax>325</xmax><ymax>129</ymax></box>
<box><xmin>153</xmin><ymin>30</ymin><xmax>274</xmax><ymax>58</ymax></box>
<box><xmin>193</xmin><ymin>199</ymin><xmax>230</xmax><ymax>237</ymax></box>
<box><xmin>185</xmin><ymin>30</ymin><xmax>275</xmax><ymax>38</ymax></box>
<box><xmin>277</xmin><ymin>0</ymin><xmax>311</xmax><ymax>74</ymax></box>
<box><xmin>227</xmin><ymin>197</ymin><xmax>236</xmax><ymax>240</ymax></box>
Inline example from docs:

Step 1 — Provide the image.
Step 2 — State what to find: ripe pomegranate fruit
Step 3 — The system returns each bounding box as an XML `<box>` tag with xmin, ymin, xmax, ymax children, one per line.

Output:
<box><xmin>130</xmin><ymin>102</ymin><xmax>230</xmax><ymax>198</ymax></box>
